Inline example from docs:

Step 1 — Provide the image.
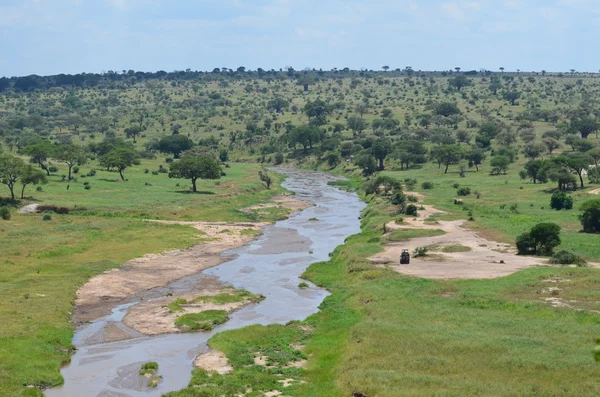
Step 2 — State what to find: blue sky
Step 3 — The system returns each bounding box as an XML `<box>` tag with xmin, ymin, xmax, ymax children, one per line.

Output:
<box><xmin>0</xmin><ymin>0</ymin><xmax>598</xmax><ymax>77</ymax></box>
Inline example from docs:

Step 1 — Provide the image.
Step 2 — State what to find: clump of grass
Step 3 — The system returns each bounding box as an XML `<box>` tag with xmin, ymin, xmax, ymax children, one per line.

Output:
<box><xmin>549</xmin><ymin>250</ymin><xmax>587</xmax><ymax>267</ymax></box>
<box><xmin>240</xmin><ymin>228</ymin><xmax>262</xmax><ymax>237</ymax></box>
<box><xmin>413</xmin><ymin>247</ymin><xmax>428</xmax><ymax>257</ymax></box>
<box><xmin>298</xmin><ymin>282</ymin><xmax>309</xmax><ymax>289</ymax></box>
<box><xmin>175</xmin><ymin>310</ymin><xmax>229</xmax><ymax>332</ymax></box>
<box><xmin>309</xmin><ymin>217</ymin><xmax>319</xmax><ymax>221</ymax></box>
<box><xmin>139</xmin><ymin>362</ymin><xmax>159</xmax><ymax>375</ymax></box>
<box><xmin>168</xmin><ymin>298</ymin><xmax>188</xmax><ymax>313</ymax></box>
<box><xmin>442</xmin><ymin>245</ymin><xmax>472</xmax><ymax>253</ymax></box>
<box><xmin>192</xmin><ymin>289</ymin><xmax>264</xmax><ymax>304</ymax></box>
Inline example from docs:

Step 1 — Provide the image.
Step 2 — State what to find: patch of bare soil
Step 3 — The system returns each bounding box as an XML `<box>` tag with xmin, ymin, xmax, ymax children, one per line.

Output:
<box><xmin>193</xmin><ymin>350</ymin><xmax>233</xmax><ymax>375</ymax></box>
<box><xmin>371</xmin><ymin>196</ymin><xmax>548</xmax><ymax>279</ymax></box>
<box><xmin>75</xmin><ymin>222</ymin><xmax>265</xmax><ymax>324</ymax></box>
<box><xmin>123</xmin><ymin>289</ymin><xmax>253</xmax><ymax>335</ymax></box>
<box><xmin>18</xmin><ymin>203</ymin><xmax>39</xmax><ymax>214</ymax></box>
<box><xmin>590</xmin><ymin>188</ymin><xmax>600</xmax><ymax>195</ymax></box>
<box><xmin>103</xmin><ymin>323</ymin><xmax>132</xmax><ymax>343</ymax></box>
<box><xmin>240</xmin><ymin>195</ymin><xmax>312</xmax><ymax>214</ymax></box>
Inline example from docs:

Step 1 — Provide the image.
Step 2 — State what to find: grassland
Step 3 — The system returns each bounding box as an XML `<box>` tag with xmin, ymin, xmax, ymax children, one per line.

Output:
<box><xmin>0</xmin><ymin>159</ymin><xmax>286</xmax><ymax>396</ymax></box>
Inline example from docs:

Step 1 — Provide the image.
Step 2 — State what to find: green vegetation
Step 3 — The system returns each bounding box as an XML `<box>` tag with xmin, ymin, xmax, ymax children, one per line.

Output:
<box><xmin>139</xmin><ymin>361</ymin><xmax>159</xmax><ymax>375</ymax></box>
<box><xmin>4</xmin><ymin>68</ymin><xmax>600</xmax><ymax>396</ymax></box>
<box><xmin>442</xmin><ymin>244</ymin><xmax>472</xmax><ymax>253</ymax></box>
<box><xmin>191</xmin><ymin>290</ymin><xmax>264</xmax><ymax>305</ymax></box>
<box><xmin>175</xmin><ymin>310</ymin><xmax>229</xmax><ymax>332</ymax></box>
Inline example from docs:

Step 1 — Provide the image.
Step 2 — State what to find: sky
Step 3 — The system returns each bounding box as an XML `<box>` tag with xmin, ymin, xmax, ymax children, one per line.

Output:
<box><xmin>0</xmin><ymin>0</ymin><xmax>599</xmax><ymax>77</ymax></box>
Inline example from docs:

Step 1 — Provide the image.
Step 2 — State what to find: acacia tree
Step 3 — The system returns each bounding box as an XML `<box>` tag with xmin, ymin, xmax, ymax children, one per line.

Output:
<box><xmin>554</xmin><ymin>153</ymin><xmax>591</xmax><ymax>189</ymax></box>
<box><xmin>124</xmin><ymin>125</ymin><xmax>146</xmax><ymax>143</ymax></box>
<box><xmin>571</xmin><ymin>116</ymin><xmax>599</xmax><ymax>139</ymax></box>
<box><xmin>168</xmin><ymin>153</ymin><xmax>221</xmax><ymax>192</ymax></box>
<box><xmin>99</xmin><ymin>147</ymin><xmax>141</xmax><ymax>180</ymax></box>
<box><xmin>24</xmin><ymin>141</ymin><xmax>54</xmax><ymax>175</ymax></box>
<box><xmin>371</xmin><ymin>139</ymin><xmax>392</xmax><ymax>170</ymax></box>
<box><xmin>158</xmin><ymin>135</ymin><xmax>194</xmax><ymax>158</ymax></box>
<box><xmin>304</xmin><ymin>99</ymin><xmax>332</xmax><ymax>126</ymax></box>
<box><xmin>55</xmin><ymin>144</ymin><xmax>88</xmax><ymax>180</ymax></box>
<box><xmin>0</xmin><ymin>154</ymin><xmax>26</xmax><ymax>200</ymax></box>
<box><xmin>431</xmin><ymin>144</ymin><xmax>467</xmax><ymax>174</ymax></box>
<box><xmin>20</xmin><ymin>166</ymin><xmax>47</xmax><ymax>198</ymax></box>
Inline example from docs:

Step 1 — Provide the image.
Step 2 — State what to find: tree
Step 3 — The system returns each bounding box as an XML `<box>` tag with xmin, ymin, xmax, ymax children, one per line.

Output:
<box><xmin>20</xmin><ymin>166</ymin><xmax>47</xmax><ymax>199</ymax></box>
<box><xmin>99</xmin><ymin>148</ymin><xmax>141</xmax><ymax>180</ymax></box>
<box><xmin>382</xmin><ymin>65</ymin><xmax>390</xmax><ymax>72</ymax></box>
<box><xmin>55</xmin><ymin>144</ymin><xmax>88</xmax><ymax>180</ymax></box>
<box><xmin>434</xmin><ymin>102</ymin><xmax>461</xmax><ymax>117</ymax></box>
<box><xmin>158</xmin><ymin>135</ymin><xmax>194</xmax><ymax>158</ymax></box>
<box><xmin>168</xmin><ymin>153</ymin><xmax>221</xmax><ymax>192</ymax></box>
<box><xmin>554</xmin><ymin>153</ymin><xmax>591</xmax><ymax>189</ymax></box>
<box><xmin>430</xmin><ymin>144</ymin><xmax>467</xmax><ymax>173</ymax></box>
<box><xmin>393</xmin><ymin>140</ymin><xmax>428</xmax><ymax>170</ymax></box>
<box><xmin>448</xmin><ymin>75</ymin><xmax>472</xmax><ymax>91</ymax></box>
<box><xmin>490</xmin><ymin>156</ymin><xmax>510</xmax><ymax>175</ymax></box>
<box><xmin>347</xmin><ymin>116</ymin><xmax>367</xmax><ymax>136</ymax></box>
<box><xmin>289</xmin><ymin>125</ymin><xmax>323</xmax><ymax>150</ymax></box>
<box><xmin>524</xmin><ymin>159</ymin><xmax>548</xmax><ymax>184</ymax></box>
<box><xmin>503</xmin><ymin>91</ymin><xmax>521</xmax><ymax>105</ymax></box>
<box><xmin>571</xmin><ymin>116</ymin><xmax>599</xmax><ymax>139</ymax></box>
<box><xmin>516</xmin><ymin>223</ymin><xmax>561</xmax><ymax>256</ymax></box>
<box><xmin>579</xmin><ymin>199</ymin><xmax>600</xmax><ymax>233</ymax></box>
<box><xmin>354</xmin><ymin>152</ymin><xmax>377</xmax><ymax>176</ymax></box>
<box><xmin>542</xmin><ymin>137</ymin><xmax>561</xmax><ymax>155</ymax></box>
<box><xmin>0</xmin><ymin>154</ymin><xmax>26</xmax><ymax>200</ymax></box>
<box><xmin>587</xmin><ymin>147</ymin><xmax>600</xmax><ymax>167</ymax></box>
<box><xmin>24</xmin><ymin>140</ymin><xmax>55</xmax><ymax>175</ymax></box>
<box><xmin>267</xmin><ymin>97</ymin><xmax>289</xmax><ymax>113</ymax></box>
<box><xmin>124</xmin><ymin>125</ymin><xmax>145</xmax><ymax>143</ymax></box>
<box><xmin>258</xmin><ymin>169</ymin><xmax>272</xmax><ymax>189</ymax></box>
<box><xmin>304</xmin><ymin>99</ymin><xmax>332</xmax><ymax>126</ymax></box>
<box><xmin>371</xmin><ymin>139</ymin><xmax>392</xmax><ymax>170</ymax></box>
<box><xmin>467</xmin><ymin>148</ymin><xmax>487</xmax><ymax>171</ymax></box>
<box><xmin>523</xmin><ymin>141</ymin><xmax>546</xmax><ymax>159</ymax></box>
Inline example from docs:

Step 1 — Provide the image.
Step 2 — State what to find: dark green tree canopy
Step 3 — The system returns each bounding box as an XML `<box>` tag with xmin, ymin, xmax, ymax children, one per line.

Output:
<box><xmin>158</xmin><ymin>135</ymin><xmax>194</xmax><ymax>158</ymax></box>
<box><xmin>169</xmin><ymin>153</ymin><xmax>221</xmax><ymax>192</ymax></box>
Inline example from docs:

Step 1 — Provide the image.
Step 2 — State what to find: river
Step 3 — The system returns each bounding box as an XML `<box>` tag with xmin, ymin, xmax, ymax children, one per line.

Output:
<box><xmin>45</xmin><ymin>169</ymin><xmax>365</xmax><ymax>397</ymax></box>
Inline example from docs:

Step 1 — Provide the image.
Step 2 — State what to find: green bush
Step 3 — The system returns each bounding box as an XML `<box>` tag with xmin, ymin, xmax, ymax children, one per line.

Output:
<box><xmin>0</xmin><ymin>206</ymin><xmax>11</xmax><ymax>220</ymax></box>
<box><xmin>456</xmin><ymin>187</ymin><xmax>471</xmax><ymax>196</ymax></box>
<box><xmin>405</xmin><ymin>204</ymin><xmax>418</xmax><ymax>216</ymax></box>
<box><xmin>421</xmin><ymin>181</ymin><xmax>434</xmax><ymax>190</ymax></box>
<box><xmin>274</xmin><ymin>153</ymin><xmax>284</xmax><ymax>165</ymax></box>
<box><xmin>549</xmin><ymin>250</ymin><xmax>587</xmax><ymax>266</ymax></box>
<box><xmin>42</xmin><ymin>214</ymin><xmax>52</xmax><ymax>221</ymax></box>
<box><xmin>550</xmin><ymin>191</ymin><xmax>573</xmax><ymax>210</ymax></box>
<box><xmin>414</xmin><ymin>246</ymin><xmax>428</xmax><ymax>257</ymax></box>
<box><xmin>516</xmin><ymin>222</ymin><xmax>561</xmax><ymax>256</ymax></box>
<box><xmin>579</xmin><ymin>199</ymin><xmax>600</xmax><ymax>233</ymax></box>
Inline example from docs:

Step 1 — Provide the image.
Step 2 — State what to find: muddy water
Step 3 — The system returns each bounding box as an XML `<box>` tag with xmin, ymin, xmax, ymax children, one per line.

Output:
<box><xmin>46</xmin><ymin>169</ymin><xmax>364</xmax><ymax>397</ymax></box>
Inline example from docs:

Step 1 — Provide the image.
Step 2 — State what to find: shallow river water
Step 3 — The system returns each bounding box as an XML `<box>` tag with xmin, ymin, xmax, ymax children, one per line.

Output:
<box><xmin>45</xmin><ymin>169</ymin><xmax>365</xmax><ymax>397</ymax></box>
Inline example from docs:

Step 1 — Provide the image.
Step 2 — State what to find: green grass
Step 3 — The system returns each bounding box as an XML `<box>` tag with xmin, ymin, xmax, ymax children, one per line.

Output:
<box><xmin>191</xmin><ymin>290</ymin><xmax>264</xmax><ymax>305</ymax></box>
<box><xmin>175</xmin><ymin>310</ymin><xmax>229</xmax><ymax>332</ymax></box>
<box><xmin>168</xmin><ymin>299</ymin><xmax>188</xmax><ymax>313</ymax></box>
<box><xmin>384</xmin><ymin>228</ymin><xmax>446</xmax><ymax>242</ymax></box>
<box><xmin>442</xmin><ymin>244</ymin><xmax>473</xmax><ymax>253</ymax></box>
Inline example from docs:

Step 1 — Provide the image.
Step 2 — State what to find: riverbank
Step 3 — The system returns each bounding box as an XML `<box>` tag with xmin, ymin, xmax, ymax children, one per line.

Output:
<box><xmin>167</xmin><ymin>178</ymin><xmax>600</xmax><ymax>397</ymax></box>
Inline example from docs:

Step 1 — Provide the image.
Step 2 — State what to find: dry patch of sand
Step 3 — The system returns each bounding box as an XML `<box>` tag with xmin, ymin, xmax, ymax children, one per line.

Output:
<box><xmin>241</xmin><ymin>195</ymin><xmax>312</xmax><ymax>214</ymax></box>
<box><xmin>371</xmin><ymin>196</ymin><xmax>548</xmax><ymax>280</ymax></box>
<box><xmin>75</xmin><ymin>221</ymin><xmax>265</xmax><ymax>324</ymax></box>
<box><xmin>18</xmin><ymin>203</ymin><xmax>39</xmax><ymax>214</ymax></box>
<box><xmin>123</xmin><ymin>289</ymin><xmax>254</xmax><ymax>335</ymax></box>
<box><xmin>193</xmin><ymin>350</ymin><xmax>233</xmax><ymax>375</ymax></box>
<box><xmin>590</xmin><ymin>188</ymin><xmax>600</xmax><ymax>195</ymax></box>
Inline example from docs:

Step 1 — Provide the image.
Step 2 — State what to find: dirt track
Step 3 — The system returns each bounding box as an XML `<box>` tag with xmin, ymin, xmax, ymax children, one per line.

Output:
<box><xmin>370</xmin><ymin>195</ymin><xmax>548</xmax><ymax>279</ymax></box>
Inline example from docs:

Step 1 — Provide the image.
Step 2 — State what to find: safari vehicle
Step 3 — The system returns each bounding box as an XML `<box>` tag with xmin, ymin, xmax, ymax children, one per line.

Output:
<box><xmin>400</xmin><ymin>249</ymin><xmax>410</xmax><ymax>264</ymax></box>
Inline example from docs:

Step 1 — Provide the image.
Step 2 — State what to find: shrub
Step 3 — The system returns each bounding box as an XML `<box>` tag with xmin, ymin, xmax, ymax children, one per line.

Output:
<box><xmin>274</xmin><ymin>153</ymin><xmax>284</xmax><ymax>165</ymax></box>
<box><xmin>48</xmin><ymin>166</ymin><xmax>58</xmax><ymax>173</ymax></box>
<box><xmin>404</xmin><ymin>178</ymin><xmax>417</xmax><ymax>190</ymax></box>
<box><xmin>73</xmin><ymin>166</ymin><xmax>80</xmax><ymax>174</ymax></box>
<box><xmin>37</xmin><ymin>205</ymin><xmax>70</xmax><ymax>214</ymax></box>
<box><xmin>422</xmin><ymin>181</ymin><xmax>434</xmax><ymax>190</ymax></box>
<box><xmin>456</xmin><ymin>187</ymin><xmax>471</xmax><ymax>196</ymax></box>
<box><xmin>405</xmin><ymin>204</ymin><xmax>418</xmax><ymax>216</ymax></box>
<box><xmin>87</xmin><ymin>169</ymin><xmax>97</xmax><ymax>177</ymax></box>
<box><xmin>144</xmin><ymin>168</ymin><xmax>150</xmax><ymax>174</ymax></box>
<box><xmin>414</xmin><ymin>246</ymin><xmax>428</xmax><ymax>257</ymax></box>
<box><xmin>42</xmin><ymin>214</ymin><xmax>52</xmax><ymax>221</ymax></box>
<box><xmin>579</xmin><ymin>199</ymin><xmax>600</xmax><ymax>233</ymax></box>
<box><xmin>298</xmin><ymin>282</ymin><xmax>309</xmax><ymax>289</ymax></box>
<box><xmin>549</xmin><ymin>250</ymin><xmax>587</xmax><ymax>266</ymax></box>
<box><xmin>36</xmin><ymin>186</ymin><xmax>43</xmax><ymax>192</ymax></box>
<box><xmin>516</xmin><ymin>222</ymin><xmax>561</xmax><ymax>256</ymax></box>
<box><xmin>391</xmin><ymin>191</ymin><xmax>407</xmax><ymax>209</ymax></box>
<box><xmin>550</xmin><ymin>191</ymin><xmax>573</xmax><ymax>210</ymax></box>
<box><xmin>452</xmin><ymin>183</ymin><xmax>460</xmax><ymax>189</ymax></box>
<box><xmin>0</xmin><ymin>207</ymin><xmax>11</xmax><ymax>220</ymax></box>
